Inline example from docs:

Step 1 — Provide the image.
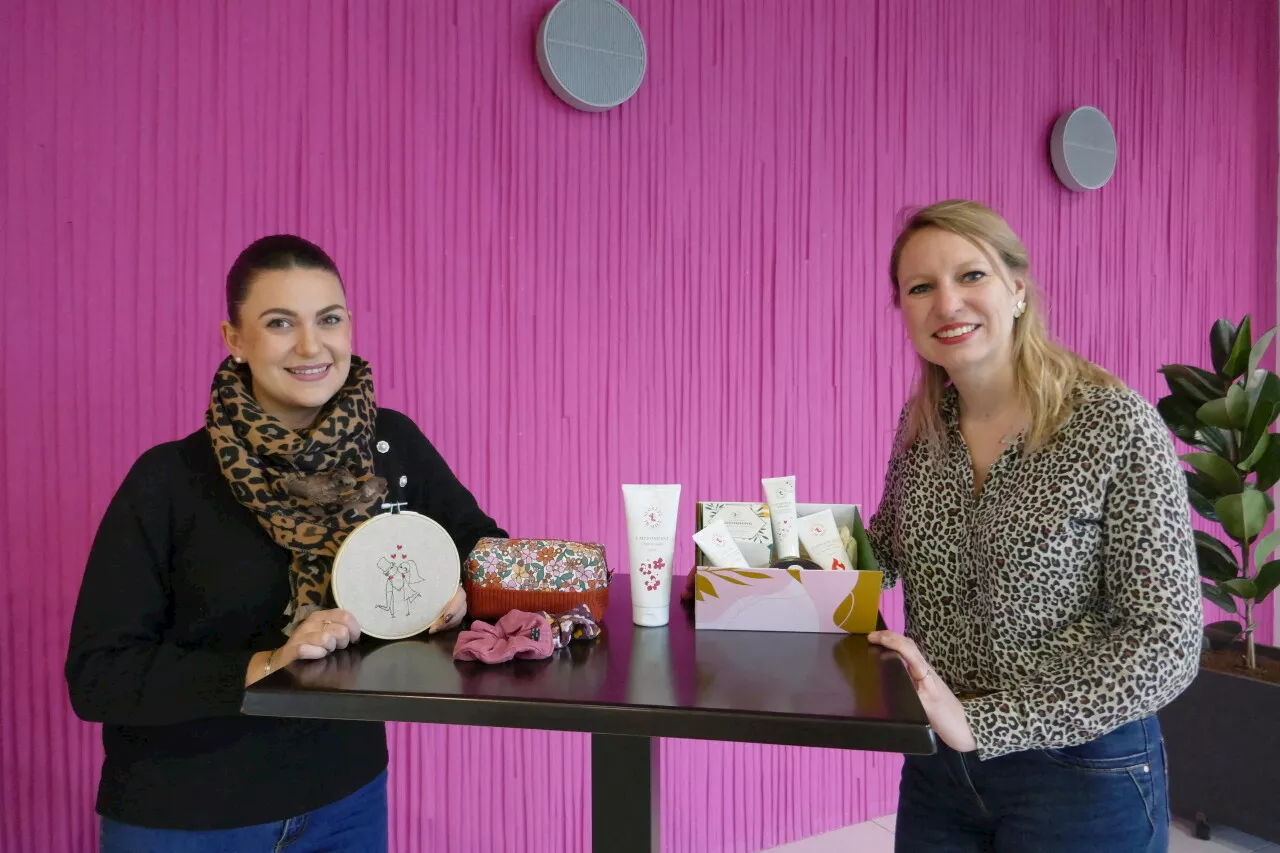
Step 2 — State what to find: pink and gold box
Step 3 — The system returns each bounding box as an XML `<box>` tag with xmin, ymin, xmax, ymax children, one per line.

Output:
<box><xmin>690</xmin><ymin>502</ymin><xmax>883</xmax><ymax>634</ymax></box>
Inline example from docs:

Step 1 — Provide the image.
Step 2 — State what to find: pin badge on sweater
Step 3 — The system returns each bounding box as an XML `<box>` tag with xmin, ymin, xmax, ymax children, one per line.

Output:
<box><xmin>331</xmin><ymin>507</ymin><xmax>460</xmax><ymax>640</ymax></box>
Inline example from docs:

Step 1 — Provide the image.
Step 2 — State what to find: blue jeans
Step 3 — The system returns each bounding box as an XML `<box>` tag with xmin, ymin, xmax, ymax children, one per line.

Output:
<box><xmin>896</xmin><ymin>716</ymin><xmax>1169</xmax><ymax>852</ymax></box>
<box><xmin>100</xmin><ymin>770</ymin><xmax>388</xmax><ymax>853</ymax></box>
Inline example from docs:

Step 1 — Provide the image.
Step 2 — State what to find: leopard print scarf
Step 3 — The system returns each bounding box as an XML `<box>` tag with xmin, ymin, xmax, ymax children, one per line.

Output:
<box><xmin>206</xmin><ymin>355</ymin><xmax>388</xmax><ymax>635</ymax></box>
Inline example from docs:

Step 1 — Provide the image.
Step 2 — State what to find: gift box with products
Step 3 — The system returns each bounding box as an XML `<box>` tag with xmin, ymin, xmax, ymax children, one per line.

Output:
<box><xmin>688</xmin><ymin>499</ymin><xmax>883</xmax><ymax>634</ymax></box>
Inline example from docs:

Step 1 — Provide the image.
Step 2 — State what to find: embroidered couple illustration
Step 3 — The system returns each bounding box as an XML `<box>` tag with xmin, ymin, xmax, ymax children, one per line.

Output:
<box><xmin>374</xmin><ymin>545</ymin><xmax>423</xmax><ymax>618</ymax></box>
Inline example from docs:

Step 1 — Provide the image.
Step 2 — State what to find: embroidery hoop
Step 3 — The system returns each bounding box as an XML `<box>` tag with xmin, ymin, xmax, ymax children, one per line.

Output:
<box><xmin>331</xmin><ymin>508</ymin><xmax>460</xmax><ymax>640</ymax></box>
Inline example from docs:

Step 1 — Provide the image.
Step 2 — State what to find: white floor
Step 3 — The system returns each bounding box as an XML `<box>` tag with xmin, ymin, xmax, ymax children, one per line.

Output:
<box><xmin>763</xmin><ymin>814</ymin><xmax>1280</xmax><ymax>852</ymax></box>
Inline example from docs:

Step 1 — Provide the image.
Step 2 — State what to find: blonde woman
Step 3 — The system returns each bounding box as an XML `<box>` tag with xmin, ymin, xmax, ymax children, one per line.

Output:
<box><xmin>867</xmin><ymin>200</ymin><xmax>1202</xmax><ymax>852</ymax></box>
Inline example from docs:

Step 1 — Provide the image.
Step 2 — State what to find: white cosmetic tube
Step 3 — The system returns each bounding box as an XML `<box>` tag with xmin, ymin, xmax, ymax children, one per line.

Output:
<box><xmin>692</xmin><ymin>519</ymin><xmax>750</xmax><ymax>568</ymax></box>
<box><xmin>796</xmin><ymin>509</ymin><xmax>853</xmax><ymax>571</ymax></box>
<box><xmin>622</xmin><ymin>484</ymin><xmax>682</xmax><ymax>626</ymax></box>
<box><xmin>761</xmin><ymin>475</ymin><xmax>799</xmax><ymax>559</ymax></box>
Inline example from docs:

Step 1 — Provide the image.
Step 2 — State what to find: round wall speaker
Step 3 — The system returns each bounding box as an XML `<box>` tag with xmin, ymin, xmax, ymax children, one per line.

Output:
<box><xmin>1050</xmin><ymin>106</ymin><xmax>1117</xmax><ymax>192</ymax></box>
<box><xmin>536</xmin><ymin>0</ymin><xmax>646</xmax><ymax>112</ymax></box>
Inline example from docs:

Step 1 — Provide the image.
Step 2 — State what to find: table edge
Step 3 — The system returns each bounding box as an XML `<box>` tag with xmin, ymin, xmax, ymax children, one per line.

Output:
<box><xmin>241</xmin><ymin>689</ymin><xmax>937</xmax><ymax>755</ymax></box>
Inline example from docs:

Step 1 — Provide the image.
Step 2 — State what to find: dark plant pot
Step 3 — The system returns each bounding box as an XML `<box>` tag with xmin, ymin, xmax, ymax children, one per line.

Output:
<box><xmin>1159</xmin><ymin>642</ymin><xmax>1280</xmax><ymax>843</ymax></box>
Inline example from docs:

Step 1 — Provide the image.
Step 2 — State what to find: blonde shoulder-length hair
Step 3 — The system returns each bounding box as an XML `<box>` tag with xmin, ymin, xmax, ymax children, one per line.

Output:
<box><xmin>888</xmin><ymin>199</ymin><xmax>1122</xmax><ymax>453</ymax></box>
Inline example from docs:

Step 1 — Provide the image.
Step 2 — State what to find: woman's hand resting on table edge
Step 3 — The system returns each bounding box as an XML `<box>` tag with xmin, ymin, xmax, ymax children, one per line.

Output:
<box><xmin>245</xmin><ymin>590</ymin><xmax>469</xmax><ymax>686</ymax></box>
<box><xmin>245</xmin><ymin>608</ymin><xmax>362</xmax><ymax>687</ymax></box>
<box><xmin>244</xmin><ymin>591</ymin><xmax>469</xmax><ymax>686</ymax></box>
<box><xmin>868</xmin><ymin>630</ymin><xmax>977</xmax><ymax>753</ymax></box>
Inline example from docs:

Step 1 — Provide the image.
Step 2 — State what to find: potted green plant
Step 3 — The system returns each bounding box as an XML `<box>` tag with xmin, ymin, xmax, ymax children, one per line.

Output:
<box><xmin>1155</xmin><ymin>314</ymin><xmax>1280</xmax><ymax>842</ymax></box>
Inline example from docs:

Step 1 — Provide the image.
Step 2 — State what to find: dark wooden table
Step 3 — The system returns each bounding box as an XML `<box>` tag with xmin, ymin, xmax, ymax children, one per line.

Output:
<box><xmin>243</xmin><ymin>577</ymin><xmax>934</xmax><ymax>852</ymax></box>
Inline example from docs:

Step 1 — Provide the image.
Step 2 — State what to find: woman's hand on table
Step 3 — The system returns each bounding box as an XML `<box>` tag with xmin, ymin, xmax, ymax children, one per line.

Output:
<box><xmin>869</xmin><ymin>629</ymin><xmax>977</xmax><ymax>753</ymax></box>
<box><xmin>246</xmin><ymin>608</ymin><xmax>362</xmax><ymax>686</ymax></box>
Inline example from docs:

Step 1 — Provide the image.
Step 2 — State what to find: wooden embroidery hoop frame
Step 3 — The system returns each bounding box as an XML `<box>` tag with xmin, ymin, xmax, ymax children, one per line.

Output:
<box><xmin>331</xmin><ymin>505</ymin><xmax>460</xmax><ymax>640</ymax></box>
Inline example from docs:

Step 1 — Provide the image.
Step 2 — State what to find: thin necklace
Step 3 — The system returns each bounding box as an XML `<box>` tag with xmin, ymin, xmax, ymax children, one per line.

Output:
<box><xmin>1000</xmin><ymin>426</ymin><xmax>1026</xmax><ymax>448</ymax></box>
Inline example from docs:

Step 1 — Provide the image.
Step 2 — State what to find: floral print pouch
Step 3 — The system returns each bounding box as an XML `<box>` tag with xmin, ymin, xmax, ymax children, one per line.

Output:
<box><xmin>463</xmin><ymin>538</ymin><xmax>612</xmax><ymax>622</ymax></box>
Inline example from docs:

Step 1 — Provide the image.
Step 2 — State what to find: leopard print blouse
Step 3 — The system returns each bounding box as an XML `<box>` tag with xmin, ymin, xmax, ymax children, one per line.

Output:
<box><xmin>869</xmin><ymin>382</ymin><xmax>1203</xmax><ymax>760</ymax></box>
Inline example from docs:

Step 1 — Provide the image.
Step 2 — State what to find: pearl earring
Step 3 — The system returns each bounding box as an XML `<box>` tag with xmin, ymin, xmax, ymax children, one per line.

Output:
<box><xmin>234</xmin><ymin>356</ymin><xmax>244</xmax><ymax>364</ymax></box>
<box><xmin>1013</xmin><ymin>300</ymin><xmax>1027</xmax><ymax>319</ymax></box>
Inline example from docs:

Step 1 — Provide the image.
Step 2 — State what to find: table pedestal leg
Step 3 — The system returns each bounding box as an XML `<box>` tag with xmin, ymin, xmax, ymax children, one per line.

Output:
<box><xmin>591</xmin><ymin>733</ymin><xmax>659</xmax><ymax>852</ymax></box>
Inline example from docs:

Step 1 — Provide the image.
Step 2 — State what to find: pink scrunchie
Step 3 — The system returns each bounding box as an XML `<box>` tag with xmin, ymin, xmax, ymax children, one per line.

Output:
<box><xmin>452</xmin><ymin>610</ymin><xmax>554</xmax><ymax>664</ymax></box>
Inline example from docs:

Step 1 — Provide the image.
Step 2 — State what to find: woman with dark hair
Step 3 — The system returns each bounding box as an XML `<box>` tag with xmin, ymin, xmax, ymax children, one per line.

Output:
<box><xmin>66</xmin><ymin>235</ymin><xmax>505</xmax><ymax>852</ymax></box>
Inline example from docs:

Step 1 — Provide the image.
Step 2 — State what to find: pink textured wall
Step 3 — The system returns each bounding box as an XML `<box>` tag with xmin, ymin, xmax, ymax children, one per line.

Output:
<box><xmin>2</xmin><ymin>0</ymin><xmax>1276</xmax><ymax>851</ymax></box>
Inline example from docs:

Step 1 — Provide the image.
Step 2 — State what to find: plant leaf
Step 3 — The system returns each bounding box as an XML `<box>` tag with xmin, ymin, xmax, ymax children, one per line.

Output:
<box><xmin>786</xmin><ymin>567</ymin><xmax>803</xmax><ymax>584</ymax></box>
<box><xmin>1204</xmin><ymin>620</ymin><xmax>1244</xmax><ymax>652</ymax></box>
<box><xmin>1160</xmin><ymin>365</ymin><xmax>1227</xmax><ymax>406</ymax></box>
<box><xmin>1185</xmin><ymin>471</ymin><xmax>1221</xmax><ymax>522</ymax></box>
<box><xmin>1223</xmin><ymin>314</ymin><xmax>1254</xmax><ymax>379</ymax></box>
<box><xmin>1204</xmin><ymin>620</ymin><xmax>1244</xmax><ymax>651</ymax></box>
<box><xmin>1160</xmin><ymin>388</ymin><xmax>1230</xmax><ymax>455</ymax></box>
<box><xmin>1214</xmin><ymin>490</ymin><xmax>1269</xmax><ymax>543</ymax></box>
<box><xmin>1157</xmin><ymin>394</ymin><xmax>1202</xmax><ymax>443</ymax></box>
<box><xmin>694</xmin><ymin>573</ymin><xmax>718</xmax><ymax>599</ymax></box>
<box><xmin>1196</xmin><ymin>398</ymin><xmax>1234</xmax><ymax>430</ymax></box>
<box><xmin>1206</xmin><ymin>619</ymin><xmax>1243</xmax><ymax>639</ymax></box>
<box><xmin>1254</xmin><ymin>528</ymin><xmax>1280</xmax><ymax>562</ymax></box>
<box><xmin>1245</xmin><ymin>370</ymin><xmax>1280</xmax><ymax>420</ymax></box>
<box><xmin>731</xmin><ymin>570</ymin><xmax>773</xmax><ymax>579</ymax></box>
<box><xmin>1202</xmin><ymin>581</ymin><xmax>1238</xmax><ymax>614</ymax></box>
<box><xmin>1221</xmin><ymin>577</ymin><xmax>1258</xmax><ymax>599</ymax></box>
<box><xmin>1247</xmin><ymin>367</ymin><xmax>1266</xmax><ymax>391</ymax></box>
<box><xmin>1242</xmin><ymin>373</ymin><xmax>1280</xmax><ymax>459</ymax></box>
<box><xmin>1210</xmin><ymin>318</ymin><xmax>1238</xmax><ymax>375</ymax></box>
<box><xmin>1255</xmin><ymin>437</ymin><xmax>1280</xmax><ymax>491</ymax></box>
<box><xmin>707</xmin><ymin>570</ymin><xmax>747</xmax><ymax>585</ymax></box>
<box><xmin>1249</xmin><ymin>327</ymin><xmax>1277</xmax><ymax>378</ymax></box>
<box><xmin>1255</xmin><ymin>560</ymin><xmax>1280</xmax><ymax>603</ymax></box>
<box><xmin>1240</xmin><ymin>431</ymin><xmax>1271</xmax><ymax>472</ymax></box>
<box><xmin>1195</xmin><ymin>425</ymin><xmax>1234</xmax><ymax>459</ymax></box>
<box><xmin>1193</xmin><ymin>531</ymin><xmax>1239</xmax><ymax>582</ymax></box>
<box><xmin>851</xmin><ymin>507</ymin><xmax>879</xmax><ymax>573</ymax></box>
<box><xmin>1226</xmin><ymin>384</ymin><xmax>1250</xmax><ymax>428</ymax></box>
<box><xmin>1181</xmin><ymin>453</ymin><xmax>1243</xmax><ymax>495</ymax></box>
